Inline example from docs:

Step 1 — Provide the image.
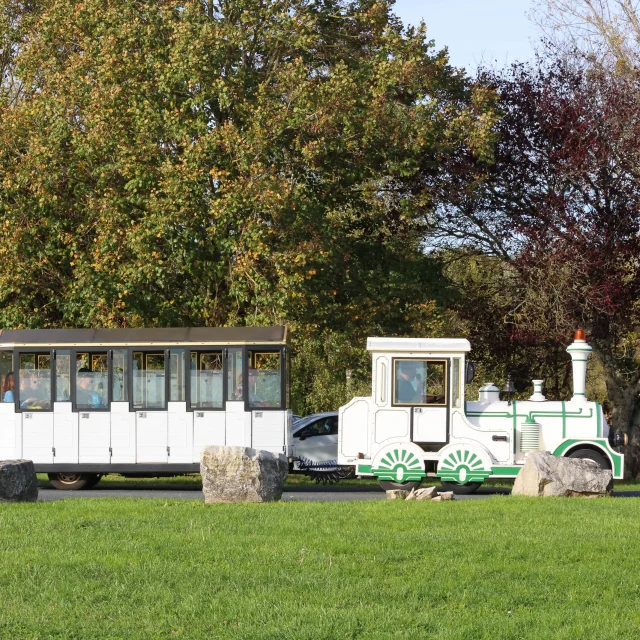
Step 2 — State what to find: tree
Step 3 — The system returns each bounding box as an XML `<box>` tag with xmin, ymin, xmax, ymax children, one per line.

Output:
<box><xmin>532</xmin><ymin>0</ymin><xmax>640</xmax><ymax>70</ymax></box>
<box><xmin>424</xmin><ymin>57</ymin><xmax>640</xmax><ymax>472</ymax></box>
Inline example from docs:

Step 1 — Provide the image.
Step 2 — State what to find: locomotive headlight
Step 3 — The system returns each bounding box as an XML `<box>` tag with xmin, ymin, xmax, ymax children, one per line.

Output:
<box><xmin>608</xmin><ymin>430</ymin><xmax>628</xmax><ymax>448</ymax></box>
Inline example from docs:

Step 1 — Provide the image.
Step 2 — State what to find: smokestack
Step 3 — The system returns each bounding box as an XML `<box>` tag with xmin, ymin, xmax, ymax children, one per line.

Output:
<box><xmin>566</xmin><ymin>329</ymin><xmax>592</xmax><ymax>404</ymax></box>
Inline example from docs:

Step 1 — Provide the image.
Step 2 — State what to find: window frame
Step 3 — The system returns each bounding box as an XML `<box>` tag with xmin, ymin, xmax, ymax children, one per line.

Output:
<box><xmin>245</xmin><ymin>345</ymin><xmax>287</xmax><ymax>412</ymax></box>
<box><xmin>391</xmin><ymin>357</ymin><xmax>449</xmax><ymax>408</ymax></box>
<box><xmin>70</xmin><ymin>349</ymin><xmax>112</xmax><ymax>413</ymax></box>
<box><xmin>129</xmin><ymin>347</ymin><xmax>169</xmax><ymax>412</ymax></box>
<box><xmin>15</xmin><ymin>349</ymin><xmax>54</xmax><ymax>413</ymax></box>
<box><xmin>187</xmin><ymin>348</ymin><xmax>226</xmax><ymax>412</ymax></box>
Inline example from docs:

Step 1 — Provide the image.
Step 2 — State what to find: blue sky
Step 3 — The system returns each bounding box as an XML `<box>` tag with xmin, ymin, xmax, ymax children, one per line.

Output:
<box><xmin>392</xmin><ymin>0</ymin><xmax>538</xmax><ymax>71</ymax></box>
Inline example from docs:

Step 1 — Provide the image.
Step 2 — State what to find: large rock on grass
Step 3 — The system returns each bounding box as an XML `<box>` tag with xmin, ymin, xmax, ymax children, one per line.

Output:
<box><xmin>200</xmin><ymin>446</ymin><xmax>288</xmax><ymax>503</ymax></box>
<box><xmin>0</xmin><ymin>460</ymin><xmax>38</xmax><ymax>502</ymax></box>
<box><xmin>512</xmin><ymin>451</ymin><xmax>612</xmax><ymax>497</ymax></box>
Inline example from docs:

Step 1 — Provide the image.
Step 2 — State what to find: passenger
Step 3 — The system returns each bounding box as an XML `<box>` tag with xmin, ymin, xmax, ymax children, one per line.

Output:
<box><xmin>395</xmin><ymin>362</ymin><xmax>419</xmax><ymax>403</ymax></box>
<box><xmin>77</xmin><ymin>368</ymin><xmax>102</xmax><ymax>408</ymax></box>
<box><xmin>248</xmin><ymin>370</ymin><xmax>263</xmax><ymax>406</ymax></box>
<box><xmin>20</xmin><ymin>374</ymin><xmax>45</xmax><ymax>409</ymax></box>
<box><xmin>2</xmin><ymin>372</ymin><xmax>14</xmax><ymax>402</ymax></box>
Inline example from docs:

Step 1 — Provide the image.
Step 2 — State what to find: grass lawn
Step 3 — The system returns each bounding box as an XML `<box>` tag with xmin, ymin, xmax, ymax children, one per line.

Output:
<box><xmin>1</xmin><ymin>496</ymin><xmax>640</xmax><ymax>639</ymax></box>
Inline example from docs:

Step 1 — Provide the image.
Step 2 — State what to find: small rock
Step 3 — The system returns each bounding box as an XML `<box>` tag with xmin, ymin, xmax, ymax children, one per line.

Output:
<box><xmin>0</xmin><ymin>460</ymin><xmax>38</xmax><ymax>502</ymax></box>
<box><xmin>414</xmin><ymin>486</ymin><xmax>438</xmax><ymax>501</ymax></box>
<box><xmin>386</xmin><ymin>490</ymin><xmax>410</xmax><ymax>500</ymax></box>
<box><xmin>438</xmin><ymin>491</ymin><xmax>454</xmax><ymax>501</ymax></box>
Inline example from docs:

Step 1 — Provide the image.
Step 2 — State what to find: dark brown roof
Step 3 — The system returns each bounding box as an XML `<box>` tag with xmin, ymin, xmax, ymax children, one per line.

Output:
<box><xmin>0</xmin><ymin>326</ymin><xmax>288</xmax><ymax>346</ymax></box>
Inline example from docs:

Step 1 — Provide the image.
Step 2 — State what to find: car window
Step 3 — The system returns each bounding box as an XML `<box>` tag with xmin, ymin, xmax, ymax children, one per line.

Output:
<box><xmin>294</xmin><ymin>417</ymin><xmax>334</xmax><ymax>438</ymax></box>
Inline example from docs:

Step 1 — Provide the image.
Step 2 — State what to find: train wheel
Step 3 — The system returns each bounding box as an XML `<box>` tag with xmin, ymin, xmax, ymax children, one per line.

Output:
<box><xmin>48</xmin><ymin>472</ymin><xmax>98</xmax><ymax>491</ymax></box>
<box><xmin>378</xmin><ymin>479</ymin><xmax>423</xmax><ymax>492</ymax></box>
<box><xmin>567</xmin><ymin>449</ymin><xmax>610</xmax><ymax>469</ymax></box>
<box><xmin>440</xmin><ymin>481</ymin><xmax>482</xmax><ymax>495</ymax></box>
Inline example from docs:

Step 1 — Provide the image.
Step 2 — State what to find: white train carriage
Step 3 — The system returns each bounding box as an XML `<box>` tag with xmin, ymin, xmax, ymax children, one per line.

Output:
<box><xmin>0</xmin><ymin>327</ymin><xmax>291</xmax><ymax>489</ymax></box>
<box><xmin>338</xmin><ymin>331</ymin><xmax>626</xmax><ymax>493</ymax></box>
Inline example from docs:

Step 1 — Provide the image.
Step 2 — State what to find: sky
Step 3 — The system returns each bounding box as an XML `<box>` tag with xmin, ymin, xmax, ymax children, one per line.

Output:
<box><xmin>391</xmin><ymin>0</ymin><xmax>539</xmax><ymax>71</ymax></box>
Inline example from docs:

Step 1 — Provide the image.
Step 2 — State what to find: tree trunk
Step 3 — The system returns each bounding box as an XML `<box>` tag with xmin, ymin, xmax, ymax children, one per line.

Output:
<box><xmin>597</xmin><ymin>348</ymin><xmax>640</xmax><ymax>478</ymax></box>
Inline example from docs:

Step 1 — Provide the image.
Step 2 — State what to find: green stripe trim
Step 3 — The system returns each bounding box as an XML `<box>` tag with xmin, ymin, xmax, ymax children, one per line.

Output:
<box><xmin>357</xmin><ymin>464</ymin><xmax>372</xmax><ymax>474</ymax></box>
<box><xmin>596</xmin><ymin>403</ymin><xmax>601</xmax><ymax>438</ymax></box>
<box><xmin>562</xmin><ymin>401</ymin><xmax>566</xmax><ymax>438</ymax></box>
<box><xmin>491</xmin><ymin>466</ymin><xmax>522</xmax><ymax>477</ymax></box>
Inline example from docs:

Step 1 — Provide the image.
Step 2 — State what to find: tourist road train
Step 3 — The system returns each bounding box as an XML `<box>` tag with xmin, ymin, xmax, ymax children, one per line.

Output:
<box><xmin>0</xmin><ymin>327</ymin><xmax>626</xmax><ymax>491</ymax></box>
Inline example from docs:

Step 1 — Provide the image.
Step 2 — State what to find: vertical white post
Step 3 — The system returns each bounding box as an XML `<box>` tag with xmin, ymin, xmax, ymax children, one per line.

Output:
<box><xmin>566</xmin><ymin>329</ymin><xmax>592</xmax><ymax>404</ymax></box>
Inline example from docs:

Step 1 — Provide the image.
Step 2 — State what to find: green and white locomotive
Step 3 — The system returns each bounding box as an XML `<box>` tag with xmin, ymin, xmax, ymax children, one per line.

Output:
<box><xmin>337</xmin><ymin>331</ymin><xmax>626</xmax><ymax>493</ymax></box>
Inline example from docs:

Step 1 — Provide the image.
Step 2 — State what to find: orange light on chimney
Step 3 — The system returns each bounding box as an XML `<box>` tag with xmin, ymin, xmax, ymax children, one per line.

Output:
<box><xmin>574</xmin><ymin>329</ymin><xmax>586</xmax><ymax>341</ymax></box>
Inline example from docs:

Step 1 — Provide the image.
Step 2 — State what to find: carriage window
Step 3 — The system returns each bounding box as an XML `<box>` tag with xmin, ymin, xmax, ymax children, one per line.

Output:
<box><xmin>227</xmin><ymin>348</ymin><xmax>243</xmax><ymax>401</ymax></box>
<box><xmin>393</xmin><ymin>359</ymin><xmax>447</xmax><ymax>406</ymax></box>
<box><xmin>452</xmin><ymin>358</ymin><xmax>461</xmax><ymax>408</ymax></box>
<box><xmin>112</xmin><ymin>349</ymin><xmax>128</xmax><ymax>401</ymax></box>
<box><xmin>18</xmin><ymin>352</ymin><xmax>52</xmax><ymax>411</ymax></box>
<box><xmin>55</xmin><ymin>350</ymin><xmax>71</xmax><ymax>402</ymax></box>
<box><xmin>133</xmin><ymin>352</ymin><xmax>166</xmax><ymax>409</ymax></box>
<box><xmin>1</xmin><ymin>351</ymin><xmax>13</xmax><ymax>403</ymax></box>
<box><xmin>170</xmin><ymin>348</ymin><xmax>186</xmax><ymax>402</ymax></box>
<box><xmin>75</xmin><ymin>352</ymin><xmax>108</xmax><ymax>410</ymax></box>
<box><xmin>248</xmin><ymin>350</ymin><xmax>282</xmax><ymax>408</ymax></box>
<box><xmin>190</xmin><ymin>351</ymin><xmax>223</xmax><ymax>409</ymax></box>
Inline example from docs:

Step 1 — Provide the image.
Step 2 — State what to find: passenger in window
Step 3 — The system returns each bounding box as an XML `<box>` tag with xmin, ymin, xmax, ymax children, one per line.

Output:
<box><xmin>77</xmin><ymin>368</ymin><xmax>102</xmax><ymax>408</ymax></box>
<box><xmin>396</xmin><ymin>362</ymin><xmax>418</xmax><ymax>403</ymax></box>
<box><xmin>2</xmin><ymin>372</ymin><xmax>14</xmax><ymax>402</ymax></box>
<box><xmin>20</xmin><ymin>375</ymin><xmax>46</xmax><ymax>409</ymax></box>
<box><xmin>248</xmin><ymin>370</ymin><xmax>262</xmax><ymax>406</ymax></box>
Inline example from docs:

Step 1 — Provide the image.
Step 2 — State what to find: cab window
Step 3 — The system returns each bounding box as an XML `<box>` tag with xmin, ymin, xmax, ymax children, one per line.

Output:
<box><xmin>393</xmin><ymin>359</ymin><xmax>447</xmax><ymax>406</ymax></box>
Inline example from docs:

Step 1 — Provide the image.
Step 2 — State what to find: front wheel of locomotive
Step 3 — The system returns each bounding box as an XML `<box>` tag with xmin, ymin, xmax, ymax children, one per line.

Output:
<box><xmin>439</xmin><ymin>481</ymin><xmax>482</xmax><ymax>495</ymax></box>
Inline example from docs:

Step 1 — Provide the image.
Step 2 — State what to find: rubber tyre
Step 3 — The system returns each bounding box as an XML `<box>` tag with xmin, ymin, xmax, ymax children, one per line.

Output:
<box><xmin>378</xmin><ymin>479</ymin><xmax>423</xmax><ymax>492</ymax></box>
<box><xmin>567</xmin><ymin>449</ymin><xmax>610</xmax><ymax>469</ymax></box>
<box><xmin>48</xmin><ymin>472</ymin><xmax>96</xmax><ymax>491</ymax></box>
<box><xmin>440</xmin><ymin>481</ymin><xmax>482</xmax><ymax>495</ymax></box>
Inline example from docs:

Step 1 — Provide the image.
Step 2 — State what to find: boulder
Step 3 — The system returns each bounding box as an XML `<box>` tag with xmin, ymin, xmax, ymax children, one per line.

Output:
<box><xmin>406</xmin><ymin>486</ymin><xmax>438</xmax><ymax>501</ymax></box>
<box><xmin>200</xmin><ymin>446</ymin><xmax>288</xmax><ymax>504</ymax></box>
<box><xmin>0</xmin><ymin>460</ymin><xmax>38</xmax><ymax>502</ymax></box>
<box><xmin>386</xmin><ymin>490</ymin><xmax>410</xmax><ymax>500</ymax></box>
<box><xmin>512</xmin><ymin>451</ymin><xmax>612</xmax><ymax>497</ymax></box>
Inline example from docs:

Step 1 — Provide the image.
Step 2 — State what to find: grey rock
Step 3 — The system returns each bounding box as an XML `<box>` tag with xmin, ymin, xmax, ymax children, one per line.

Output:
<box><xmin>386</xmin><ymin>490</ymin><xmax>410</xmax><ymax>500</ymax></box>
<box><xmin>413</xmin><ymin>486</ymin><xmax>438</xmax><ymax>501</ymax></box>
<box><xmin>437</xmin><ymin>491</ymin><xmax>455</xmax><ymax>501</ymax></box>
<box><xmin>512</xmin><ymin>451</ymin><xmax>612</xmax><ymax>497</ymax></box>
<box><xmin>0</xmin><ymin>460</ymin><xmax>38</xmax><ymax>502</ymax></box>
<box><xmin>431</xmin><ymin>496</ymin><xmax>442</xmax><ymax>502</ymax></box>
<box><xmin>200</xmin><ymin>446</ymin><xmax>288</xmax><ymax>503</ymax></box>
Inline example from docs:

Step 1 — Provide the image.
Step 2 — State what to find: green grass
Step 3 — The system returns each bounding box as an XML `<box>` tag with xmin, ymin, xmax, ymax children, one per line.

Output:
<box><xmin>1</xmin><ymin>497</ymin><xmax>640</xmax><ymax>638</ymax></box>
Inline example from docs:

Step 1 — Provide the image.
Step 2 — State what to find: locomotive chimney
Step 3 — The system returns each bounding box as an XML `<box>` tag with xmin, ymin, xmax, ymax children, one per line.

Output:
<box><xmin>566</xmin><ymin>329</ymin><xmax>592</xmax><ymax>404</ymax></box>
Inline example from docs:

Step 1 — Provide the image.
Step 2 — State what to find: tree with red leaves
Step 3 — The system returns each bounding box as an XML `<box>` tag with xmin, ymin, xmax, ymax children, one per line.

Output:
<box><xmin>428</xmin><ymin>57</ymin><xmax>640</xmax><ymax>473</ymax></box>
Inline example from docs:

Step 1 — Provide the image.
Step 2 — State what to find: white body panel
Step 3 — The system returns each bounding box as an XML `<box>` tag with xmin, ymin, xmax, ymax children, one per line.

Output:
<box><xmin>193</xmin><ymin>410</ymin><xmax>225</xmax><ymax>461</ymax></box>
<box><xmin>167</xmin><ymin>402</ymin><xmax>192</xmax><ymax>463</ymax></box>
<box><xmin>79</xmin><ymin>411</ymin><xmax>111</xmax><ymax>463</ymax></box>
<box><xmin>0</xmin><ymin>403</ymin><xmax>18</xmax><ymax>459</ymax></box>
<box><xmin>136</xmin><ymin>411</ymin><xmax>168</xmax><ymax>463</ymax></box>
<box><xmin>53</xmin><ymin>403</ymin><xmax>78</xmax><ymax>463</ymax></box>
<box><xmin>252</xmin><ymin>410</ymin><xmax>286</xmax><ymax>454</ymax></box>
<box><xmin>413</xmin><ymin>406</ymin><xmax>447</xmax><ymax>443</ymax></box>
<box><xmin>22</xmin><ymin>412</ymin><xmax>54</xmax><ymax>463</ymax></box>
<box><xmin>110</xmin><ymin>402</ymin><xmax>136</xmax><ymax>463</ymax></box>
<box><xmin>225</xmin><ymin>402</ymin><xmax>250</xmax><ymax>447</ymax></box>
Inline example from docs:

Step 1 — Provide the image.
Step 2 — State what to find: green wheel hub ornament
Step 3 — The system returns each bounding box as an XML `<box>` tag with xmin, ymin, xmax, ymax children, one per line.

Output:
<box><xmin>437</xmin><ymin>448</ymin><xmax>491</xmax><ymax>485</ymax></box>
<box><xmin>373</xmin><ymin>448</ymin><xmax>426</xmax><ymax>483</ymax></box>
